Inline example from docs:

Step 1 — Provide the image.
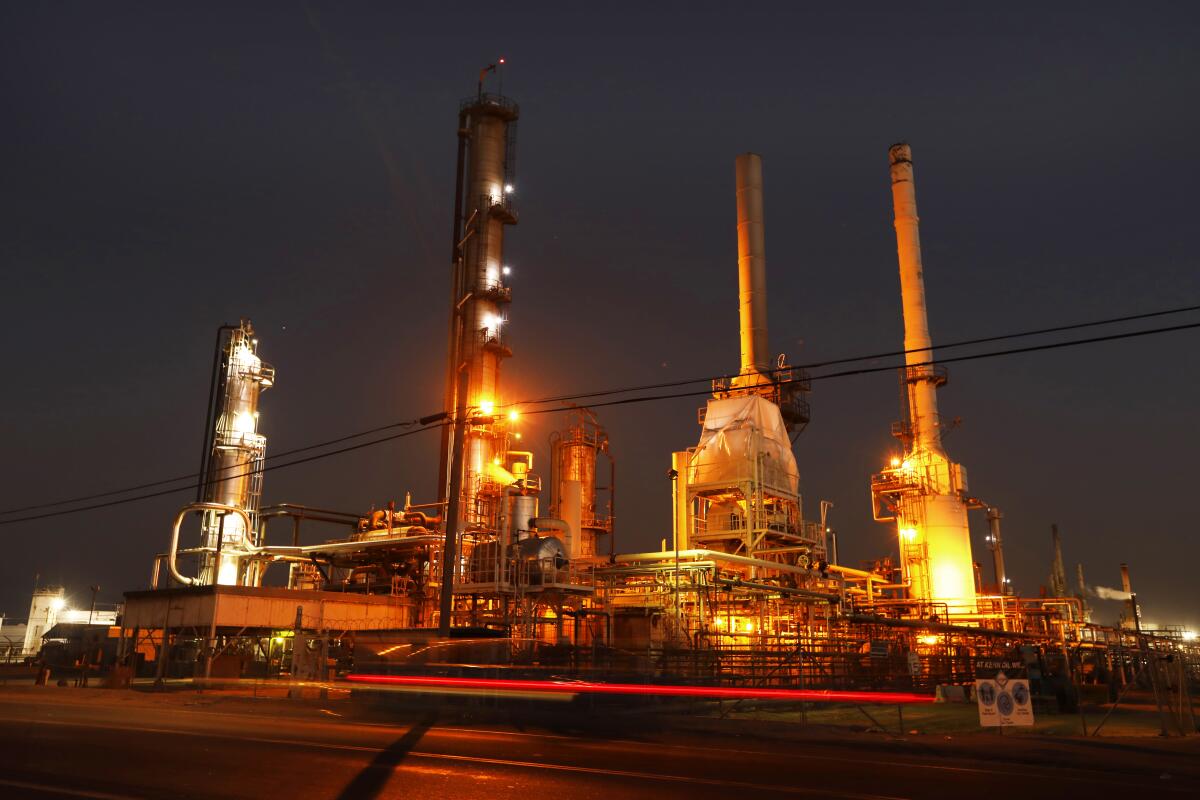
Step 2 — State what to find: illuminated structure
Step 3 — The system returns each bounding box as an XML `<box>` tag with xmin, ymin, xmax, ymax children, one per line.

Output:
<box><xmin>152</xmin><ymin>321</ymin><xmax>280</xmax><ymax>588</ymax></box>
<box><xmin>118</xmin><ymin>83</ymin><xmax>1196</xmax><ymax>702</ymax></box>
<box><xmin>670</xmin><ymin>154</ymin><xmax>818</xmax><ymax>569</ymax></box>
<box><xmin>441</xmin><ymin>82</ymin><xmax>520</xmax><ymax>532</ymax></box>
<box><xmin>549</xmin><ymin>408</ymin><xmax>614</xmax><ymax>560</ymax></box>
<box><xmin>21</xmin><ymin>587</ymin><xmax>66</xmax><ymax>655</ymax></box>
<box><xmin>871</xmin><ymin>144</ymin><xmax>978</xmax><ymax>616</ymax></box>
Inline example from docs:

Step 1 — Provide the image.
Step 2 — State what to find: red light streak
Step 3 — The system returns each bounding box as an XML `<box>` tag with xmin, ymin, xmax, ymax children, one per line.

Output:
<box><xmin>344</xmin><ymin>674</ymin><xmax>934</xmax><ymax>704</ymax></box>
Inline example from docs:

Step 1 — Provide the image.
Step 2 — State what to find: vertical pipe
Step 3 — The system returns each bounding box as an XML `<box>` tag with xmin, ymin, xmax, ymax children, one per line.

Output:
<box><xmin>986</xmin><ymin>507</ymin><xmax>1006</xmax><ymax>591</ymax></box>
<box><xmin>671</xmin><ymin>451</ymin><xmax>689</xmax><ymax>551</ymax></box>
<box><xmin>438</xmin><ymin>111</ymin><xmax>470</xmax><ymax>505</ymax></box>
<box><xmin>888</xmin><ymin>144</ymin><xmax>942</xmax><ymax>455</ymax></box>
<box><xmin>608</xmin><ymin>455</ymin><xmax>616</xmax><ymax>559</ymax></box>
<box><xmin>197</xmin><ymin>326</ymin><xmax>235</xmax><ymax>503</ymax></box>
<box><xmin>735</xmin><ymin>153</ymin><xmax>769</xmax><ymax>379</ymax></box>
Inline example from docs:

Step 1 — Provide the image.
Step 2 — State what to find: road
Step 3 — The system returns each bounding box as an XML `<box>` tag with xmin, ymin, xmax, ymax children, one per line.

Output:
<box><xmin>0</xmin><ymin>689</ymin><xmax>1196</xmax><ymax>799</ymax></box>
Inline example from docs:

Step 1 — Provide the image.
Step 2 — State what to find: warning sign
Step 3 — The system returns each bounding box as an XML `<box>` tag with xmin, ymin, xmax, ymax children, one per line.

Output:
<box><xmin>976</xmin><ymin>669</ymin><xmax>1034</xmax><ymax>727</ymax></box>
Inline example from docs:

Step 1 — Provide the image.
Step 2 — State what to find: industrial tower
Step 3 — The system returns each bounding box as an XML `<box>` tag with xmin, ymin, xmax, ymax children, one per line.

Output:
<box><xmin>871</xmin><ymin>144</ymin><xmax>978</xmax><ymax>616</ymax></box>
<box><xmin>440</xmin><ymin>79</ymin><xmax>520</xmax><ymax>533</ymax></box>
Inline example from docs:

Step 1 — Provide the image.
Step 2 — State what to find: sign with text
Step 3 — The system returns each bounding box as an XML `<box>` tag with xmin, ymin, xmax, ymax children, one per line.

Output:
<box><xmin>975</xmin><ymin>667</ymin><xmax>1034</xmax><ymax>727</ymax></box>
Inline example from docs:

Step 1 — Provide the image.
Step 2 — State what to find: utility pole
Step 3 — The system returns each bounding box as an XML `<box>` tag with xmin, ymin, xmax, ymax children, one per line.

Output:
<box><xmin>439</xmin><ymin>367</ymin><xmax>469</xmax><ymax>637</ymax></box>
<box><xmin>87</xmin><ymin>585</ymin><xmax>100</xmax><ymax>625</ymax></box>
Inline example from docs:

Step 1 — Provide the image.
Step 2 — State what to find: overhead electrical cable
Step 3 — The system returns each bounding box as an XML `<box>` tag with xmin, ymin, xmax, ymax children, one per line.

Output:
<box><xmin>0</xmin><ymin>416</ymin><xmax>431</xmax><ymax>514</ymax></box>
<box><xmin>10</xmin><ymin>303</ymin><xmax>1191</xmax><ymax>516</ymax></box>
<box><xmin>0</xmin><ymin>423</ymin><xmax>446</xmax><ymax>526</ymax></box>
<box><xmin>507</xmin><ymin>302</ymin><xmax>1200</xmax><ymax>409</ymax></box>
<box><xmin>0</xmin><ymin>317</ymin><xmax>1196</xmax><ymax>527</ymax></box>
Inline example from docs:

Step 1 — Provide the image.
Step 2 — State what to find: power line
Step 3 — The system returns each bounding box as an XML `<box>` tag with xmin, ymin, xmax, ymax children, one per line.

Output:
<box><xmin>0</xmin><ymin>416</ymin><xmax>430</xmax><ymax>515</ymax></box>
<box><xmin>0</xmin><ymin>423</ymin><xmax>444</xmax><ymax>526</ymax></box>
<box><xmin>509</xmin><ymin>302</ymin><xmax>1200</xmax><ymax>409</ymax></box>
<box><xmin>514</xmin><ymin>319</ymin><xmax>1200</xmax><ymax>416</ymax></box>
<box><xmin>7</xmin><ymin>302</ymin><xmax>1191</xmax><ymax>517</ymax></box>
<box><xmin>1</xmin><ymin>318</ymin><xmax>1196</xmax><ymax>527</ymax></box>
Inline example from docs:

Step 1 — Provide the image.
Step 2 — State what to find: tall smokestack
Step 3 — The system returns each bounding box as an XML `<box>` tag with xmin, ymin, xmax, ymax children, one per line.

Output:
<box><xmin>888</xmin><ymin>143</ymin><xmax>943</xmax><ymax>455</ymax></box>
<box><xmin>1049</xmin><ymin>523</ymin><xmax>1068</xmax><ymax>597</ymax></box>
<box><xmin>879</xmin><ymin>143</ymin><xmax>976</xmax><ymax>613</ymax></box>
<box><xmin>1120</xmin><ymin>563</ymin><xmax>1134</xmax><ymax>628</ymax></box>
<box><xmin>735</xmin><ymin>153</ymin><xmax>769</xmax><ymax>381</ymax></box>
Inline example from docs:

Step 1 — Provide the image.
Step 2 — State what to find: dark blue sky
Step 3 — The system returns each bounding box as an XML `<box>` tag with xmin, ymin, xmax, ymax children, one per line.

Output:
<box><xmin>2</xmin><ymin>2</ymin><xmax>1197</xmax><ymax>629</ymax></box>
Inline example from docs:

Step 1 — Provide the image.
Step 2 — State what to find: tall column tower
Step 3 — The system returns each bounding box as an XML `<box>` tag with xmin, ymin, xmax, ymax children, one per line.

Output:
<box><xmin>871</xmin><ymin>144</ymin><xmax>977</xmax><ymax>615</ymax></box>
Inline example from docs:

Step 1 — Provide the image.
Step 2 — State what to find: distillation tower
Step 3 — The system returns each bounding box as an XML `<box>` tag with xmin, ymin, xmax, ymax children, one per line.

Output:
<box><xmin>870</xmin><ymin>144</ymin><xmax>977</xmax><ymax>616</ymax></box>
<box><xmin>441</xmin><ymin>82</ymin><xmax>521</xmax><ymax>533</ymax></box>
<box><xmin>196</xmin><ymin>320</ymin><xmax>275</xmax><ymax>586</ymax></box>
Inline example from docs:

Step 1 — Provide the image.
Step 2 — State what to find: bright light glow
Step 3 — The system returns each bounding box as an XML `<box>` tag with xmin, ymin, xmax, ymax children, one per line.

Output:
<box><xmin>901</xmin><ymin>459</ymin><xmax>912</xmax><ymax>471</ymax></box>
<box><xmin>232</xmin><ymin>411</ymin><xmax>256</xmax><ymax>434</ymax></box>
<box><xmin>900</xmin><ymin>527</ymin><xmax>917</xmax><ymax>542</ymax></box>
<box><xmin>492</xmin><ymin>456</ymin><xmax>502</xmax><ymax>466</ymax></box>
<box><xmin>1183</xmin><ymin>630</ymin><xmax>1197</xmax><ymax>641</ymax></box>
<box><xmin>49</xmin><ymin>597</ymin><xmax>66</xmax><ymax>612</ymax></box>
<box><xmin>931</xmin><ymin>563</ymin><xmax>965</xmax><ymax>603</ymax></box>
<box><xmin>514</xmin><ymin>432</ymin><xmax>522</xmax><ymax>440</ymax></box>
<box><xmin>344</xmin><ymin>674</ymin><xmax>936</xmax><ymax>705</ymax></box>
<box><xmin>501</xmin><ymin>265</ymin><xmax>511</xmax><ymax>276</ymax></box>
<box><xmin>504</xmin><ymin>184</ymin><xmax>514</xmax><ymax>194</ymax></box>
<box><xmin>480</xmin><ymin>400</ymin><xmax>495</xmax><ymax>416</ymax></box>
<box><xmin>917</xmin><ymin>635</ymin><xmax>939</xmax><ymax>645</ymax></box>
<box><xmin>507</xmin><ymin>409</ymin><xmax>520</xmax><ymax>421</ymax></box>
<box><xmin>889</xmin><ymin>457</ymin><xmax>901</xmax><ymax>468</ymax></box>
<box><xmin>483</xmin><ymin>313</ymin><xmax>503</xmax><ymax>333</ymax></box>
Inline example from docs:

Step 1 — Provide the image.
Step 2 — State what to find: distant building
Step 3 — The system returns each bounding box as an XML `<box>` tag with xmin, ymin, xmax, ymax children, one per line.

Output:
<box><xmin>0</xmin><ymin>620</ymin><xmax>27</xmax><ymax>661</ymax></box>
<box><xmin>20</xmin><ymin>587</ymin><xmax>118</xmax><ymax>656</ymax></box>
<box><xmin>22</xmin><ymin>588</ymin><xmax>65</xmax><ymax>655</ymax></box>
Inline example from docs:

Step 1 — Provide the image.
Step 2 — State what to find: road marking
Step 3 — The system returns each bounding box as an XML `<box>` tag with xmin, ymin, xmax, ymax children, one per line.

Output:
<box><xmin>2</xmin><ymin>714</ymin><xmax>1194</xmax><ymax>795</ymax></box>
<box><xmin>0</xmin><ymin>716</ymin><xmax>903</xmax><ymax>800</ymax></box>
<box><xmin>0</xmin><ymin>778</ymin><xmax>142</xmax><ymax>800</ymax></box>
<box><xmin>405</xmin><ymin>750</ymin><xmax>910</xmax><ymax>799</ymax></box>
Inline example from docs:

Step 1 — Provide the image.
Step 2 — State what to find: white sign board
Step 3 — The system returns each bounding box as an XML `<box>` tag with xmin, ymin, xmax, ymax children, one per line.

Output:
<box><xmin>976</xmin><ymin>670</ymin><xmax>1034</xmax><ymax>727</ymax></box>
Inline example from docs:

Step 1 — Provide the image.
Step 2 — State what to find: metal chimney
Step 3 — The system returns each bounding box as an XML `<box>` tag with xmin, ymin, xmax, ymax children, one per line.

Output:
<box><xmin>735</xmin><ymin>153</ymin><xmax>769</xmax><ymax>381</ymax></box>
<box><xmin>888</xmin><ymin>143</ymin><xmax>944</xmax><ymax>455</ymax></box>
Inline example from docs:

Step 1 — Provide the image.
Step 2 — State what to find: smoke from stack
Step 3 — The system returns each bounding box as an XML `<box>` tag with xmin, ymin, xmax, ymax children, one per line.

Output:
<box><xmin>1087</xmin><ymin>584</ymin><xmax>1133</xmax><ymax>601</ymax></box>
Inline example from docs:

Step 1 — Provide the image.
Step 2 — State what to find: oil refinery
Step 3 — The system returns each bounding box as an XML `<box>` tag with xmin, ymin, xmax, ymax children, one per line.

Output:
<box><xmin>87</xmin><ymin>78</ymin><xmax>1196</xmax><ymax>718</ymax></box>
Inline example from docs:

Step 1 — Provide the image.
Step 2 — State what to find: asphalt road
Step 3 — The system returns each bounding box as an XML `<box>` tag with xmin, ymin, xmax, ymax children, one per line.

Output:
<box><xmin>0</xmin><ymin>690</ymin><xmax>1196</xmax><ymax>800</ymax></box>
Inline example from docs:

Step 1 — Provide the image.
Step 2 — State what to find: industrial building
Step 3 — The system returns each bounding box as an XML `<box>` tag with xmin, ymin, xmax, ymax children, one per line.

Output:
<box><xmin>115</xmin><ymin>76</ymin><xmax>1196</xmax><ymax>716</ymax></box>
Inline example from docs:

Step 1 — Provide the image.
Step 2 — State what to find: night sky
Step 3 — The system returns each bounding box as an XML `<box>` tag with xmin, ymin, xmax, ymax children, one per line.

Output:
<box><xmin>3</xmin><ymin>3</ymin><xmax>1197</xmax><ymax>630</ymax></box>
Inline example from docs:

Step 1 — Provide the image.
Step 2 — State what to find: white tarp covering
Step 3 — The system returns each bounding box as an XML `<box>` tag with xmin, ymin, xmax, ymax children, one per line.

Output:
<box><xmin>689</xmin><ymin>395</ymin><xmax>799</xmax><ymax>495</ymax></box>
